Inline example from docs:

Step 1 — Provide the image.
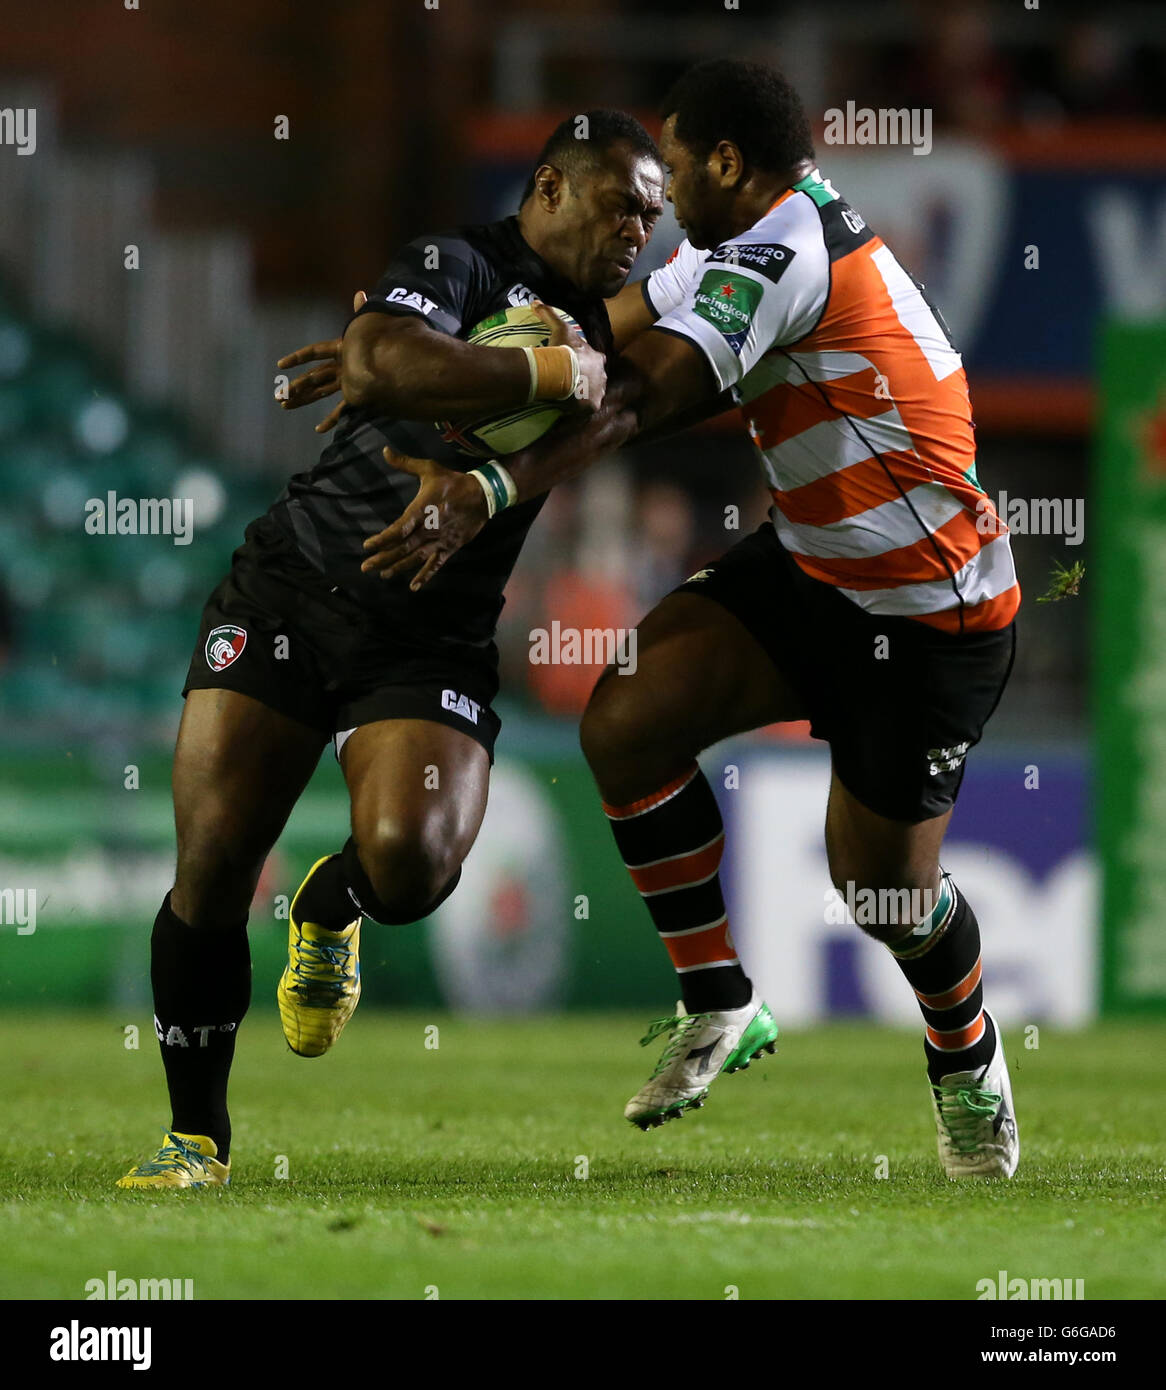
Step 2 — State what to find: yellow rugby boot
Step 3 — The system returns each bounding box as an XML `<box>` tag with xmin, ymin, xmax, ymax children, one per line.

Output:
<box><xmin>116</xmin><ymin>1132</ymin><xmax>230</xmax><ymax>1189</ymax></box>
<box><xmin>277</xmin><ymin>855</ymin><xmax>362</xmax><ymax>1057</ymax></box>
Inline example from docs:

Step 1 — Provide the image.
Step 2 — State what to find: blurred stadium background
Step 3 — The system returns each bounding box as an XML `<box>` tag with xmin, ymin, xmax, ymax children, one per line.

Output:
<box><xmin>0</xmin><ymin>0</ymin><xmax>1164</xmax><ymax>1030</ymax></box>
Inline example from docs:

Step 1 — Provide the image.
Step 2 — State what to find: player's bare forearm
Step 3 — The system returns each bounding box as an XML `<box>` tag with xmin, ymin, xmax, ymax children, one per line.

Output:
<box><xmin>605</xmin><ymin>278</ymin><xmax>658</xmax><ymax>353</ymax></box>
<box><xmin>340</xmin><ymin>315</ymin><xmax>532</xmax><ymax>418</ymax></box>
<box><xmin>504</xmin><ymin>328</ymin><xmax>717</xmax><ymax>503</ymax></box>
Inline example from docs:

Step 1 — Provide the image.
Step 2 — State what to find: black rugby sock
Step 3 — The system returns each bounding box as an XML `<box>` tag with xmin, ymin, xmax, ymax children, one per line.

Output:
<box><xmin>151</xmin><ymin>893</ymin><xmax>250</xmax><ymax>1162</ymax></box>
<box><xmin>603</xmin><ymin>764</ymin><xmax>753</xmax><ymax>1014</ymax></box>
<box><xmin>885</xmin><ymin>877</ymin><xmax>995</xmax><ymax>1085</ymax></box>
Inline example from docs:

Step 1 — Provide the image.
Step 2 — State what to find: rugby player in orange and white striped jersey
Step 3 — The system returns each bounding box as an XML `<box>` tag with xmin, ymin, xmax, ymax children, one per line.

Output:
<box><xmin>640</xmin><ymin>181</ymin><xmax>1019</xmax><ymax>635</ymax></box>
<box><xmin>368</xmin><ymin>59</ymin><xmax>1020</xmax><ymax>1179</ymax></box>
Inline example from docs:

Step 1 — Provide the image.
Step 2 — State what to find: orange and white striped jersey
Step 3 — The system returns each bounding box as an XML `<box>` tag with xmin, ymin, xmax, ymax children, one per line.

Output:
<box><xmin>644</xmin><ymin>169</ymin><xmax>1019</xmax><ymax>634</ymax></box>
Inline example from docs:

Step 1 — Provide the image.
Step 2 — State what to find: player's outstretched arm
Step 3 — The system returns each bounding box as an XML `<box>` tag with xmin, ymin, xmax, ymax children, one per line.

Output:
<box><xmin>360</xmin><ymin>329</ymin><xmax>716</xmax><ymax>590</ymax></box>
<box><xmin>275</xmin><ymin>291</ymin><xmax>366</xmax><ymax>433</ymax></box>
<box><xmin>340</xmin><ymin>309</ymin><xmax>606</xmax><ymax>420</ymax></box>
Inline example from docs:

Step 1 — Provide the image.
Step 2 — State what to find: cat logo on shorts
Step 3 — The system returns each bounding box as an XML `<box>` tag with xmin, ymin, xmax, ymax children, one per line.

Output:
<box><xmin>441</xmin><ymin>688</ymin><xmax>480</xmax><ymax>725</ymax></box>
<box><xmin>206</xmin><ymin>624</ymin><xmax>247</xmax><ymax>672</ymax></box>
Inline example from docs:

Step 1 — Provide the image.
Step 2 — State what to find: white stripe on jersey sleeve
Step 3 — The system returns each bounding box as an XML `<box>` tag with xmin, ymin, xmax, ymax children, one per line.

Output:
<box><xmin>652</xmin><ymin>197</ymin><xmax>829</xmax><ymax>392</ymax></box>
<box><xmin>836</xmin><ymin>534</ymin><xmax>1018</xmax><ymax>616</ymax></box>
<box><xmin>642</xmin><ymin>240</ymin><xmax>708</xmax><ymax>318</ymax></box>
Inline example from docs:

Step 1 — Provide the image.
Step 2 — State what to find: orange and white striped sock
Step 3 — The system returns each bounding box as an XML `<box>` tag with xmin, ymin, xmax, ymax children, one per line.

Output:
<box><xmin>885</xmin><ymin>875</ymin><xmax>995</xmax><ymax>1082</ymax></box>
<box><xmin>603</xmin><ymin>764</ymin><xmax>751</xmax><ymax>1014</ymax></box>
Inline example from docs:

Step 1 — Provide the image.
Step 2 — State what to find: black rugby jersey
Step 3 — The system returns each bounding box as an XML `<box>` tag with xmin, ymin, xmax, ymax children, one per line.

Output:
<box><xmin>264</xmin><ymin>217</ymin><xmax>613</xmax><ymax>649</ymax></box>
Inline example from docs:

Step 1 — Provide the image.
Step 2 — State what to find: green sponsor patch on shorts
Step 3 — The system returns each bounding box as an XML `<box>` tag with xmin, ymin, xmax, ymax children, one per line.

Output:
<box><xmin>692</xmin><ymin>270</ymin><xmax>762</xmax><ymax>339</ymax></box>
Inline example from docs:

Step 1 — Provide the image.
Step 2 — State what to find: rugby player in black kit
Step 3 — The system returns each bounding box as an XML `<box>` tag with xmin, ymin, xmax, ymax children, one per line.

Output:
<box><xmin>118</xmin><ymin>112</ymin><xmax>665</xmax><ymax>1188</ymax></box>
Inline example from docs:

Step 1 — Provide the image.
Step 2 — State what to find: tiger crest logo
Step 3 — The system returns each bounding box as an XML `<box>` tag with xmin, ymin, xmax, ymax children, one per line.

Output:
<box><xmin>205</xmin><ymin>624</ymin><xmax>247</xmax><ymax>672</ymax></box>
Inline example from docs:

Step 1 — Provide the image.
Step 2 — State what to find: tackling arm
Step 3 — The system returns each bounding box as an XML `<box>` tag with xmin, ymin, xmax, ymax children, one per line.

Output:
<box><xmin>339</xmin><ymin>311</ymin><xmax>605</xmax><ymax>422</ymax></box>
<box><xmin>341</xmin><ymin>313</ymin><xmax>553</xmax><ymax>419</ymax></box>
<box><xmin>500</xmin><ymin>327</ymin><xmax>721</xmax><ymax>503</ymax></box>
<box><xmin>605</xmin><ymin>278</ymin><xmax>659</xmax><ymax>353</ymax></box>
<box><xmin>356</xmin><ymin>327</ymin><xmax>719</xmax><ymax>589</ymax></box>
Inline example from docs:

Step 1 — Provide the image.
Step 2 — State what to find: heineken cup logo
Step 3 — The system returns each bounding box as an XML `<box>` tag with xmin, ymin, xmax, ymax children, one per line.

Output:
<box><xmin>694</xmin><ymin>271</ymin><xmax>762</xmax><ymax>334</ymax></box>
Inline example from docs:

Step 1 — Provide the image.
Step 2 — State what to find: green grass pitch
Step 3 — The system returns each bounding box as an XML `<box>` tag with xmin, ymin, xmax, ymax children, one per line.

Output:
<box><xmin>2</xmin><ymin>1012</ymin><xmax>1164</xmax><ymax>1300</ymax></box>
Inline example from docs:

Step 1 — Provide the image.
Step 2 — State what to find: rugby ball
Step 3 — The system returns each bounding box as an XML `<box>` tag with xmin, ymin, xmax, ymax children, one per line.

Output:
<box><xmin>435</xmin><ymin>304</ymin><xmax>580</xmax><ymax>458</ymax></box>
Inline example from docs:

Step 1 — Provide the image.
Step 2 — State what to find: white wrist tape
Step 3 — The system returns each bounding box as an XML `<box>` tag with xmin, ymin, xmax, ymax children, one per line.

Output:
<box><xmin>468</xmin><ymin>460</ymin><xmax>519</xmax><ymax>518</ymax></box>
<box><xmin>565</xmin><ymin>345</ymin><xmax>582</xmax><ymax>401</ymax></box>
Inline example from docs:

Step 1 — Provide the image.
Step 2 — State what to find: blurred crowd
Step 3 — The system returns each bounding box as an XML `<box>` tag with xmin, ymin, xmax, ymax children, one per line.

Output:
<box><xmin>528</xmin><ymin>1</ymin><xmax>1166</xmax><ymax>128</ymax></box>
<box><xmin>496</xmin><ymin>435</ymin><xmax>771</xmax><ymax>719</ymax></box>
<box><xmin>841</xmin><ymin>7</ymin><xmax>1166</xmax><ymax>129</ymax></box>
